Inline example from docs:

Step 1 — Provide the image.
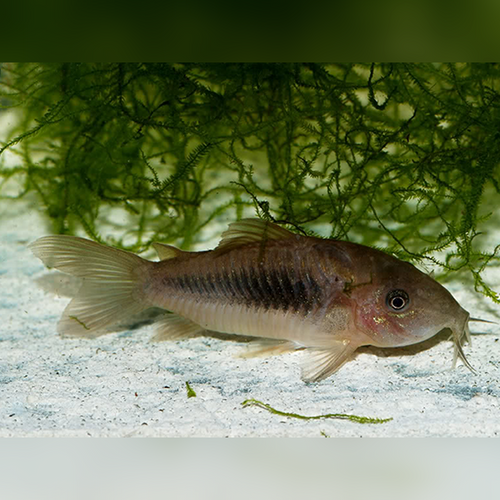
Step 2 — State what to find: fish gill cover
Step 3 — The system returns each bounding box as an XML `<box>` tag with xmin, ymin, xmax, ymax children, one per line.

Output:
<box><xmin>1</xmin><ymin>63</ymin><xmax>499</xmax><ymax>302</ymax></box>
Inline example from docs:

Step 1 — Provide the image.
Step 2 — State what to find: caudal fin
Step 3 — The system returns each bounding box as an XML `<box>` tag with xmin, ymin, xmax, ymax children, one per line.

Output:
<box><xmin>30</xmin><ymin>235</ymin><xmax>152</xmax><ymax>337</ymax></box>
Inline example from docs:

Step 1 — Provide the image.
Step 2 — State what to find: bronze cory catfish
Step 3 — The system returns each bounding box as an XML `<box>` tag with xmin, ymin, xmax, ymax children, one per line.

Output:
<box><xmin>30</xmin><ymin>219</ymin><xmax>474</xmax><ymax>382</ymax></box>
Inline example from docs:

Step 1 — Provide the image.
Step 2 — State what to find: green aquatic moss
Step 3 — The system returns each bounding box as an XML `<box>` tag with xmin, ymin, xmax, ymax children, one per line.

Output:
<box><xmin>241</xmin><ymin>399</ymin><xmax>392</xmax><ymax>424</ymax></box>
<box><xmin>1</xmin><ymin>63</ymin><xmax>500</xmax><ymax>300</ymax></box>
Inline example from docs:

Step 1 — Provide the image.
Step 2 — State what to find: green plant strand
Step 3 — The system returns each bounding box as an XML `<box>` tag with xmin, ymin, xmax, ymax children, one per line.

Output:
<box><xmin>241</xmin><ymin>399</ymin><xmax>392</xmax><ymax>424</ymax></box>
<box><xmin>185</xmin><ymin>381</ymin><xmax>197</xmax><ymax>398</ymax></box>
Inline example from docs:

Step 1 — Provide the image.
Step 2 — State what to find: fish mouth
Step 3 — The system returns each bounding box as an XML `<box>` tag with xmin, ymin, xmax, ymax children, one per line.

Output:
<box><xmin>451</xmin><ymin>312</ymin><xmax>475</xmax><ymax>373</ymax></box>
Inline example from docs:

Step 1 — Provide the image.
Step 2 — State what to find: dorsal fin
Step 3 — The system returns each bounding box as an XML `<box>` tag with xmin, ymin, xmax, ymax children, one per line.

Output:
<box><xmin>217</xmin><ymin>219</ymin><xmax>294</xmax><ymax>252</ymax></box>
<box><xmin>152</xmin><ymin>242</ymin><xmax>183</xmax><ymax>260</ymax></box>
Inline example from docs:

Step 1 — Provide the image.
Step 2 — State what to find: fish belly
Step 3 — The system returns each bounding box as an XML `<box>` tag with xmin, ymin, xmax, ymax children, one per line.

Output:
<box><xmin>166</xmin><ymin>295</ymin><xmax>320</xmax><ymax>345</ymax></box>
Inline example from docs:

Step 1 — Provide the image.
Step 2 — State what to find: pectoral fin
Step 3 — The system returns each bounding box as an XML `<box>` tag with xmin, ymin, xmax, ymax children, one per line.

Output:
<box><xmin>301</xmin><ymin>341</ymin><xmax>356</xmax><ymax>383</ymax></box>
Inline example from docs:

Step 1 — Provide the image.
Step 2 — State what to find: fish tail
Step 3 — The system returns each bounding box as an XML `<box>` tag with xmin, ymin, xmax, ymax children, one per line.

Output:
<box><xmin>30</xmin><ymin>235</ymin><xmax>153</xmax><ymax>337</ymax></box>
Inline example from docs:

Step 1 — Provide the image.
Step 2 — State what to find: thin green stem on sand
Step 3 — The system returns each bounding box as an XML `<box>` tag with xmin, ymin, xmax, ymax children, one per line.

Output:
<box><xmin>241</xmin><ymin>399</ymin><xmax>393</xmax><ymax>424</ymax></box>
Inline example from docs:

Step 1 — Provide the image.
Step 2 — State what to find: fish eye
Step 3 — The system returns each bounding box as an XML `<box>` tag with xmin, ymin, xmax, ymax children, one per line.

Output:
<box><xmin>386</xmin><ymin>289</ymin><xmax>409</xmax><ymax>311</ymax></box>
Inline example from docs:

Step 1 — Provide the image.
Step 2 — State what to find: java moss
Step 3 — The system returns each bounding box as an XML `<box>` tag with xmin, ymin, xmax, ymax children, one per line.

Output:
<box><xmin>1</xmin><ymin>63</ymin><xmax>500</xmax><ymax>301</ymax></box>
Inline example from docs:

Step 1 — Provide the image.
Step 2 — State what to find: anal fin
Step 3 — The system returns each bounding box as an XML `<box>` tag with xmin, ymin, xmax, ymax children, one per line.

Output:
<box><xmin>301</xmin><ymin>340</ymin><xmax>356</xmax><ymax>383</ymax></box>
<box><xmin>238</xmin><ymin>339</ymin><xmax>301</xmax><ymax>358</ymax></box>
<box><xmin>152</xmin><ymin>313</ymin><xmax>206</xmax><ymax>342</ymax></box>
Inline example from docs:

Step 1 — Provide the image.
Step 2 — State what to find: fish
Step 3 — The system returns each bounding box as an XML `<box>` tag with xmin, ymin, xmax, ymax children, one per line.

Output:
<box><xmin>30</xmin><ymin>218</ymin><xmax>477</xmax><ymax>382</ymax></box>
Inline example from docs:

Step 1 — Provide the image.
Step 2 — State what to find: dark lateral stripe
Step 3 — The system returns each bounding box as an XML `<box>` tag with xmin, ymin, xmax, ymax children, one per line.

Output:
<box><xmin>231</xmin><ymin>268</ymin><xmax>247</xmax><ymax>298</ymax></box>
<box><xmin>222</xmin><ymin>268</ymin><xmax>237</xmax><ymax>298</ymax></box>
<box><xmin>239</xmin><ymin>267</ymin><xmax>260</xmax><ymax>303</ymax></box>
<box><xmin>169</xmin><ymin>264</ymin><xmax>323</xmax><ymax>314</ymax></box>
<box><xmin>279</xmin><ymin>268</ymin><xmax>297</xmax><ymax>310</ymax></box>
<box><xmin>205</xmin><ymin>272</ymin><xmax>217</xmax><ymax>293</ymax></box>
